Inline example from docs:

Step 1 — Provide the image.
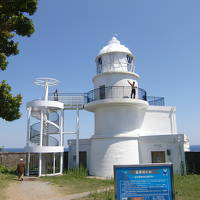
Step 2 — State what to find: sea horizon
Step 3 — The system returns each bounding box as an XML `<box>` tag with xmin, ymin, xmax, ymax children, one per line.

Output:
<box><xmin>1</xmin><ymin>145</ymin><xmax>200</xmax><ymax>153</ymax></box>
<box><xmin>1</xmin><ymin>147</ymin><xmax>69</xmax><ymax>152</ymax></box>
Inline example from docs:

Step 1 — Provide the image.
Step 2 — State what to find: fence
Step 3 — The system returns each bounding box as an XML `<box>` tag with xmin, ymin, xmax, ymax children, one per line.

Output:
<box><xmin>185</xmin><ymin>152</ymin><xmax>200</xmax><ymax>174</ymax></box>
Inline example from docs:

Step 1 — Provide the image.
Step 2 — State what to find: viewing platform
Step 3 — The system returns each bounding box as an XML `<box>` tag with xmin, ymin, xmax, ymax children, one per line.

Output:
<box><xmin>49</xmin><ymin>86</ymin><xmax>165</xmax><ymax>109</ymax></box>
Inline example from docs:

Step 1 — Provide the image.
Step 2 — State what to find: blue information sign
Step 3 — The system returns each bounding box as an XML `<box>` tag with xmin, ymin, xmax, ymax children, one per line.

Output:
<box><xmin>114</xmin><ymin>164</ymin><xmax>174</xmax><ymax>200</ymax></box>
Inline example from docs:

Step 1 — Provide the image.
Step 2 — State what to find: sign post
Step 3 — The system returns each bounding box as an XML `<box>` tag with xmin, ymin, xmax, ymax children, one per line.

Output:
<box><xmin>114</xmin><ymin>164</ymin><xmax>174</xmax><ymax>200</ymax></box>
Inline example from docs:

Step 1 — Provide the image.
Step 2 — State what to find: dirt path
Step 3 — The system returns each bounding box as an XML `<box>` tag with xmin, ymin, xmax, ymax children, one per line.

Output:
<box><xmin>5</xmin><ymin>177</ymin><xmax>64</xmax><ymax>200</ymax></box>
<box><xmin>5</xmin><ymin>177</ymin><xmax>112</xmax><ymax>200</ymax></box>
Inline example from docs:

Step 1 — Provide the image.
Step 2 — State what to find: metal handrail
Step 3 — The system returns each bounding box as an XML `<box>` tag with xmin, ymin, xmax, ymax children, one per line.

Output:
<box><xmin>86</xmin><ymin>86</ymin><xmax>147</xmax><ymax>103</ymax></box>
<box><xmin>146</xmin><ymin>96</ymin><xmax>165</xmax><ymax>106</ymax></box>
<box><xmin>48</xmin><ymin>90</ymin><xmax>165</xmax><ymax>106</ymax></box>
<box><xmin>30</xmin><ymin>134</ymin><xmax>59</xmax><ymax>146</ymax></box>
<box><xmin>48</xmin><ymin>93</ymin><xmax>86</xmax><ymax>108</ymax></box>
<box><xmin>30</xmin><ymin>111</ymin><xmax>60</xmax><ymax>146</ymax></box>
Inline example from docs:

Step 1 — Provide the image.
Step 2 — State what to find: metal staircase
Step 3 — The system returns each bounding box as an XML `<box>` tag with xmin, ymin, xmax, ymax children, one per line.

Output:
<box><xmin>30</xmin><ymin>111</ymin><xmax>60</xmax><ymax>146</ymax></box>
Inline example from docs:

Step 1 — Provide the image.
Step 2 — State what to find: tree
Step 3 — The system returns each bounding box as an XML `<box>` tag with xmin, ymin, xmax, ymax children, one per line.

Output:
<box><xmin>0</xmin><ymin>0</ymin><xmax>38</xmax><ymax>121</ymax></box>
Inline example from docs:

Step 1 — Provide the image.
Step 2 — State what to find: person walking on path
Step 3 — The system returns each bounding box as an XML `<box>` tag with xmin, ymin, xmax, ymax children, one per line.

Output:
<box><xmin>17</xmin><ymin>158</ymin><xmax>25</xmax><ymax>181</ymax></box>
<box><xmin>127</xmin><ymin>80</ymin><xmax>137</xmax><ymax>99</ymax></box>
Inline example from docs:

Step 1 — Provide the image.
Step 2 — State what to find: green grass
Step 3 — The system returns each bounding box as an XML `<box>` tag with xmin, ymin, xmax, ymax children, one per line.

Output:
<box><xmin>40</xmin><ymin>167</ymin><xmax>114</xmax><ymax>195</ymax></box>
<box><xmin>0</xmin><ymin>173</ymin><xmax>15</xmax><ymax>199</ymax></box>
<box><xmin>77</xmin><ymin>175</ymin><xmax>200</xmax><ymax>200</ymax></box>
<box><xmin>174</xmin><ymin>175</ymin><xmax>200</xmax><ymax>200</ymax></box>
<box><xmin>0</xmin><ymin>165</ymin><xmax>16</xmax><ymax>199</ymax></box>
<box><xmin>1</xmin><ymin>164</ymin><xmax>198</xmax><ymax>200</ymax></box>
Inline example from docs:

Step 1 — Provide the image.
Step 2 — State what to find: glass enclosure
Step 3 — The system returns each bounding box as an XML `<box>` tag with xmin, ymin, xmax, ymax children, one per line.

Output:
<box><xmin>96</xmin><ymin>53</ymin><xmax>135</xmax><ymax>75</ymax></box>
<box><xmin>27</xmin><ymin>152</ymin><xmax>62</xmax><ymax>176</ymax></box>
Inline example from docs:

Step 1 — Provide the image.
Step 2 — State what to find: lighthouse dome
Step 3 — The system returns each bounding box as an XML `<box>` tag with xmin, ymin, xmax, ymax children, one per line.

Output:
<box><xmin>97</xmin><ymin>37</ymin><xmax>132</xmax><ymax>56</ymax></box>
<box><xmin>95</xmin><ymin>37</ymin><xmax>135</xmax><ymax>74</ymax></box>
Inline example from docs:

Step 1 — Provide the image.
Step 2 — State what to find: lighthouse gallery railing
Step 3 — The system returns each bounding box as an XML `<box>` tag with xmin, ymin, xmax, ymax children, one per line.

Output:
<box><xmin>87</xmin><ymin>86</ymin><xmax>147</xmax><ymax>102</ymax></box>
<box><xmin>49</xmin><ymin>86</ymin><xmax>164</xmax><ymax>107</ymax></box>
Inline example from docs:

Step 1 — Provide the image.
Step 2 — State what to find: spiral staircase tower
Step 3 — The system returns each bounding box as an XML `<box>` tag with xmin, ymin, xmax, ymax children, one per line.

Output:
<box><xmin>24</xmin><ymin>78</ymin><xmax>64</xmax><ymax>176</ymax></box>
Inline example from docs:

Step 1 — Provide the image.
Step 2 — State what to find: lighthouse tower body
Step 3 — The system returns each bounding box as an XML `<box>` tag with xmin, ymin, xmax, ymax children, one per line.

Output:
<box><xmin>85</xmin><ymin>37</ymin><xmax>148</xmax><ymax>177</ymax></box>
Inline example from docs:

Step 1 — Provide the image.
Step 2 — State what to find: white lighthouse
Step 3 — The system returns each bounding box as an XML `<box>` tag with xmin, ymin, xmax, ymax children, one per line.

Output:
<box><xmin>85</xmin><ymin>37</ymin><xmax>149</xmax><ymax>177</ymax></box>
<box><xmin>28</xmin><ymin>37</ymin><xmax>189</xmax><ymax>177</ymax></box>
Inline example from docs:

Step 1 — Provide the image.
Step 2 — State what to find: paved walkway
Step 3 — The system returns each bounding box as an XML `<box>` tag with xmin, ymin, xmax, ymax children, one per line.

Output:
<box><xmin>5</xmin><ymin>177</ymin><xmax>112</xmax><ymax>200</ymax></box>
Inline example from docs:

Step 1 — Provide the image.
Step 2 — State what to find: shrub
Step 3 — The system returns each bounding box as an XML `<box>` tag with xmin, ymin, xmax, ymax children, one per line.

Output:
<box><xmin>0</xmin><ymin>165</ymin><xmax>9</xmax><ymax>173</ymax></box>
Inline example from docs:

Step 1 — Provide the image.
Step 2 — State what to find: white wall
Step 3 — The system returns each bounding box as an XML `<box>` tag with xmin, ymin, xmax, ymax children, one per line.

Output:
<box><xmin>140</xmin><ymin>106</ymin><xmax>177</xmax><ymax>135</ymax></box>
<box><xmin>93</xmin><ymin>72</ymin><xmax>139</xmax><ymax>89</ymax></box>
<box><xmin>139</xmin><ymin>134</ymin><xmax>186</xmax><ymax>174</ymax></box>
<box><xmin>90</xmin><ymin>137</ymin><xmax>139</xmax><ymax>177</ymax></box>
<box><xmin>94</xmin><ymin>103</ymin><xmax>147</xmax><ymax>137</ymax></box>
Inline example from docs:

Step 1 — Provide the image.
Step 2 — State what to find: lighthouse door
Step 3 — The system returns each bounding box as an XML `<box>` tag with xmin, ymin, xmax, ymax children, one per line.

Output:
<box><xmin>99</xmin><ymin>85</ymin><xmax>105</xmax><ymax>99</ymax></box>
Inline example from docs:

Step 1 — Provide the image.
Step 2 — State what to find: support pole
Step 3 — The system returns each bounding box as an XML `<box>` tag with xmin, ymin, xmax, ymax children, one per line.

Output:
<box><xmin>39</xmin><ymin>110</ymin><xmax>43</xmax><ymax>177</ymax></box>
<box><xmin>60</xmin><ymin>110</ymin><xmax>63</xmax><ymax>146</ymax></box>
<box><xmin>59</xmin><ymin>110</ymin><xmax>64</xmax><ymax>174</ymax></box>
<box><xmin>53</xmin><ymin>153</ymin><xmax>56</xmax><ymax>174</ymax></box>
<box><xmin>44</xmin><ymin>83</ymin><xmax>49</xmax><ymax>100</ymax></box>
<box><xmin>27</xmin><ymin>152</ymin><xmax>30</xmax><ymax>176</ymax></box>
<box><xmin>76</xmin><ymin>108</ymin><xmax>79</xmax><ymax>168</ymax></box>
<box><xmin>26</xmin><ymin>108</ymin><xmax>32</xmax><ymax>176</ymax></box>
<box><xmin>26</xmin><ymin>107</ymin><xmax>32</xmax><ymax>146</ymax></box>
<box><xmin>39</xmin><ymin>153</ymin><xmax>42</xmax><ymax>176</ymax></box>
<box><xmin>60</xmin><ymin>152</ymin><xmax>63</xmax><ymax>174</ymax></box>
<box><xmin>62</xmin><ymin>110</ymin><xmax>64</xmax><ymax>146</ymax></box>
<box><xmin>40</xmin><ymin>111</ymin><xmax>43</xmax><ymax>146</ymax></box>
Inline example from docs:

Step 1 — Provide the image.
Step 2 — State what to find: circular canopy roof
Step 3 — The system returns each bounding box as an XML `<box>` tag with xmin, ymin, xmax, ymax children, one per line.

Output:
<box><xmin>97</xmin><ymin>37</ymin><xmax>133</xmax><ymax>57</ymax></box>
<box><xmin>33</xmin><ymin>77</ymin><xmax>59</xmax><ymax>87</ymax></box>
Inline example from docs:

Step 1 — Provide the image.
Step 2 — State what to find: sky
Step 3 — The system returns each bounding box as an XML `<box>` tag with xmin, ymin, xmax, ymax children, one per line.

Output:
<box><xmin>0</xmin><ymin>0</ymin><xmax>200</xmax><ymax>147</ymax></box>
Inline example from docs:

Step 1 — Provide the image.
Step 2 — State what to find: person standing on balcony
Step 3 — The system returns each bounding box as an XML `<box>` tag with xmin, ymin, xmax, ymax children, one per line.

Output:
<box><xmin>17</xmin><ymin>158</ymin><xmax>25</xmax><ymax>181</ymax></box>
<box><xmin>54</xmin><ymin>89</ymin><xmax>58</xmax><ymax>101</ymax></box>
<box><xmin>128</xmin><ymin>80</ymin><xmax>137</xmax><ymax>99</ymax></box>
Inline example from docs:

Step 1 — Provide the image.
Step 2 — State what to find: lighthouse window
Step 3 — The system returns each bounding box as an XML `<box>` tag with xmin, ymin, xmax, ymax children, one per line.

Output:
<box><xmin>97</xmin><ymin>65</ymin><xmax>102</xmax><ymax>74</ymax></box>
<box><xmin>98</xmin><ymin>57</ymin><xmax>102</xmax><ymax>65</ymax></box>
<box><xmin>151</xmin><ymin>151</ymin><xmax>166</xmax><ymax>163</ymax></box>
<box><xmin>127</xmin><ymin>55</ymin><xmax>133</xmax><ymax>64</ymax></box>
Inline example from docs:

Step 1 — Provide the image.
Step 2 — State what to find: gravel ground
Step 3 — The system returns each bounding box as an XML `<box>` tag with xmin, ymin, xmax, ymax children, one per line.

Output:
<box><xmin>6</xmin><ymin>177</ymin><xmax>63</xmax><ymax>200</ymax></box>
<box><xmin>5</xmin><ymin>177</ymin><xmax>111</xmax><ymax>200</ymax></box>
